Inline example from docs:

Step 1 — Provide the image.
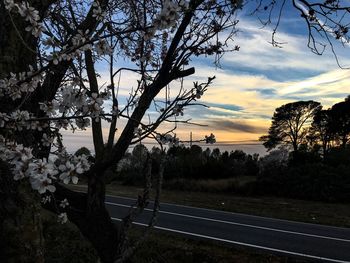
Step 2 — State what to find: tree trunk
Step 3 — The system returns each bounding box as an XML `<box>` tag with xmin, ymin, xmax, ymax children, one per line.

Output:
<box><xmin>48</xmin><ymin>180</ymin><xmax>121</xmax><ymax>263</ymax></box>
<box><xmin>0</xmin><ymin>4</ymin><xmax>37</xmax><ymax>78</ymax></box>
<box><xmin>341</xmin><ymin>135</ymin><xmax>348</xmax><ymax>148</ymax></box>
<box><xmin>0</xmin><ymin>3</ymin><xmax>45</xmax><ymax>262</ymax></box>
<box><xmin>322</xmin><ymin>143</ymin><xmax>327</xmax><ymax>159</ymax></box>
<box><xmin>1</xmin><ymin>2</ymin><xmax>123</xmax><ymax>262</ymax></box>
<box><xmin>0</xmin><ymin>161</ymin><xmax>44</xmax><ymax>263</ymax></box>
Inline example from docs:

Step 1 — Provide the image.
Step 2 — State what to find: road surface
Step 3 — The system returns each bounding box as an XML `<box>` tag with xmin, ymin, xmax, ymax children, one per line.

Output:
<box><xmin>105</xmin><ymin>195</ymin><xmax>350</xmax><ymax>262</ymax></box>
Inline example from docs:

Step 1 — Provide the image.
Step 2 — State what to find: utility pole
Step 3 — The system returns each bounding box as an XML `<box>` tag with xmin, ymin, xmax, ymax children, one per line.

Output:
<box><xmin>190</xmin><ymin>131</ymin><xmax>192</xmax><ymax>147</ymax></box>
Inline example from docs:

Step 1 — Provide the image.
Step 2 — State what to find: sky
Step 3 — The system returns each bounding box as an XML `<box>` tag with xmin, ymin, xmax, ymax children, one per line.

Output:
<box><xmin>63</xmin><ymin>2</ymin><xmax>350</xmax><ymax>155</ymax></box>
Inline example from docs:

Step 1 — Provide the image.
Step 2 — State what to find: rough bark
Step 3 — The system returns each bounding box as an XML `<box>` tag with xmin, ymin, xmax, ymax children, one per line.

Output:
<box><xmin>0</xmin><ymin>3</ymin><xmax>37</xmax><ymax>78</ymax></box>
<box><xmin>0</xmin><ymin>2</ymin><xmax>46</xmax><ymax>262</ymax></box>
<box><xmin>0</xmin><ymin>161</ymin><xmax>44</xmax><ymax>263</ymax></box>
<box><xmin>45</xmin><ymin>183</ymin><xmax>120</xmax><ymax>263</ymax></box>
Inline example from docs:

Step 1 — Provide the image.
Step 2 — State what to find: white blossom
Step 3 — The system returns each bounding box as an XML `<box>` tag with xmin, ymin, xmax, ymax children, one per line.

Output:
<box><xmin>42</xmin><ymin>37</ymin><xmax>57</xmax><ymax>48</ymax></box>
<box><xmin>172</xmin><ymin>105</ymin><xmax>183</xmax><ymax>116</ymax></box>
<box><xmin>8</xmin><ymin>87</ymin><xmax>22</xmax><ymax>101</ymax></box>
<box><xmin>72</xmin><ymin>29</ymin><xmax>90</xmax><ymax>47</ymax></box>
<box><xmin>17</xmin><ymin>2</ymin><xmax>40</xmax><ymax>24</ymax></box>
<box><xmin>57</xmin><ymin>213</ymin><xmax>68</xmax><ymax>224</ymax></box>
<box><xmin>41</xmin><ymin>133</ymin><xmax>54</xmax><ymax>147</ymax></box>
<box><xmin>30</xmin><ymin>175</ymin><xmax>56</xmax><ymax>194</ymax></box>
<box><xmin>25</xmin><ymin>22</ymin><xmax>45</xmax><ymax>37</ymax></box>
<box><xmin>92</xmin><ymin>2</ymin><xmax>106</xmax><ymax>21</ymax></box>
<box><xmin>39</xmin><ymin>101</ymin><xmax>58</xmax><ymax>116</ymax></box>
<box><xmin>153</xmin><ymin>0</ymin><xmax>181</xmax><ymax>30</ymax></box>
<box><xmin>0</xmin><ymin>69</ymin><xmax>42</xmax><ymax>101</ymax></box>
<box><xmin>41</xmin><ymin>196</ymin><xmax>51</xmax><ymax>204</ymax></box>
<box><xmin>4</xmin><ymin>0</ymin><xmax>16</xmax><ymax>11</ymax></box>
<box><xmin>94</xmin><ymin>39</ymin><xmax>113</xmax><ymax>56</ymax></box>
<box><xmin>54</xmin><ymin>119</ymin><xmax>69</xmax><ymax>129</ymax></box>
<box><xmin>12</xmin><ymin>161</ymin><xmax>28</xmax><ymax>180</ymax></box>
<box><xmin>195</xmin><ymin>87</ymin><xmax>204</xmax><ymax>99</ymax></box>
<box><xmin>27</xmin><ymin>158</ymin><xmax>58</xmax><ymax>178</ymax></box>
<box><xmin>59</xmin><ymin>161</ymin><xmax>79</xmax><ymax>184</ymax></box>
<box><xmin>59</xmin><ymin>198</ymin><xmax>69</xmax><ymax>208</ymax></box>
<box><xmin>76</xmin><ymin>118</ymin><xmax>90</xmax><ymax>130</ymax></box>
<box><xmin>134</xmin><ymin>127</ymin><xmax>143</xmax><ymax>139</ymax></box>
<box><xmin>157</xmin><ymin>133</ymin><xmax>179</xmax><ymax>146</ymax></box>
<box><xmin>74</xmin><ymin>154</ymin><xmax>91</xmax><ymax>174</ymax></box>
<box><xmin>0</xmin><ymin>113</ymin><xmax>9</xmax><ymax>127</ymax></box>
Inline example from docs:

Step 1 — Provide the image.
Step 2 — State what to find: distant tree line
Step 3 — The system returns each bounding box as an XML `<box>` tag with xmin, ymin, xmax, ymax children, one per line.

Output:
<box><xmin>75</xmin><ymin>96</ymin><xmax>350</xmax><ymax>202</ymax></box>
<box><xmin>114</xmin><ymin>144</ymin><xmax>259</xmax><ymax>185</ymax></box>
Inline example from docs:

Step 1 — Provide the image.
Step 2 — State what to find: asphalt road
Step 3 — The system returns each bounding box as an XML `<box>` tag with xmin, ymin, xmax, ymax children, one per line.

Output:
<box><xmin>105</xmin><ymin>195</ymin><xmax>350</xmax><ymax>262</ymax></box>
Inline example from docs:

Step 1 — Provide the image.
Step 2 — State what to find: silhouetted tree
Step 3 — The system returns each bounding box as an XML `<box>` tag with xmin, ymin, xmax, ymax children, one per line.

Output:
<box><xmin>229</xmin><ymin>150</ymin><xmax>246</xmax><ymax>162</ymax></box>
<box><xmin>308</xmin><ymin>109</ymin><xmax>333</xmax><ymax>157</ymax></box>
<box><xmin>260</xmin><ymin>101</ymin><xmax>321</xmax><ymax>152</ymax></box>
<box><xmin>203</xmin><ymin>147</ymin><xmax>211</xmax><ymax>160</ymax></box>
<box><xmin>132</xmin><ymin>144</ymin><xmax>149</xmax><ymax>168</ymax></box>
<box><xmin>211</xmin><ymin>148</ymin><xmax>221</xmax><ymax>160</ymax></box>
<box><xmin>329</xmin><ymin>98</ymin><xmax>350</xmax><ymax>147</ymax></box>
<box><xmin>190</xmin><ymin>145</ymin><xmax>203</xmax><ymax>157</ymax></box>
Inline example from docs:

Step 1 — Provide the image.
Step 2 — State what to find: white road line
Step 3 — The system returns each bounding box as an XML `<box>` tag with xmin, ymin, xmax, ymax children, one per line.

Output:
<box><xmin>111</xmin><ymin>217</ymin><xmax>350</xmax><ymax>263</ymax></box>
<box><xmin>106</xmin><ymin>201</ymin><xmax>350</xmax><ymax>243</ymax></box>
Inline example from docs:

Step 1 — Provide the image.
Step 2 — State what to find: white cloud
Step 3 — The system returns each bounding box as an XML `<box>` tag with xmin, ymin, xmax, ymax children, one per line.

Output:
<box><xmin>223</xmin><ymin>18</ymin><xmax>350</xmax><ymax>72</ymax></box>
<box><xmin>77</xmin><ymin>16</ymin><xmax>350</xmax><ymax>154</ymax></box>
<box><xmin>187</xmin><ymin>65</ymin><xmax>350</xmax><ymax>124</ymax></box>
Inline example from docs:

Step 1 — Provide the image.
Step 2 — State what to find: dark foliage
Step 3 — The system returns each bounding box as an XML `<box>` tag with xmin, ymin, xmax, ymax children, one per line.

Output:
<box><xmin>260</xmin><ymin>101</ymin><xmax>321</xmax><ymax>152</ymax></box>
<box><xmin>116</xmin><ymin>145</ymin><xmax>259</xmax><ymax>186</ymax></box>
<box><xmin>256</xmin><ymin>147</ymin><xmax>350</xmax><ymax>202</ymax></box>
<box><xmin>115</xmin><ymin>97</ymin><xmax>350</xmax><ymax>202</ymax></box>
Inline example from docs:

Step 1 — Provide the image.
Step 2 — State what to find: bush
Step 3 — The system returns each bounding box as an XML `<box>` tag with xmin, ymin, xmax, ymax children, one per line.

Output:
<box><xmin>325</xmin><ymin>147</ymin><xmax>350</xmax><ymax>167</ymax></box>
<box><xmin>256</xmin><ymin>162</ymin><xmax>350</xmax><ymax>202</ymax></box>
<box><xmin>74</xmin><ymin>147</ymin><xmax>92</xmax><ymax>157</ymax></box>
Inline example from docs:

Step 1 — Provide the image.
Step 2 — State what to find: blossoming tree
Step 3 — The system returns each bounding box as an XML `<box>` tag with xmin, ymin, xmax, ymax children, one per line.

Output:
<box><xmin>0</xmin><ymin>0</ymin><xmax>349</xmax><ymax>262</ymax></box>
<box><xmin>0</xmin><ymin>0</ymin><xmax>236</xmax><ymax>262</ymax></box>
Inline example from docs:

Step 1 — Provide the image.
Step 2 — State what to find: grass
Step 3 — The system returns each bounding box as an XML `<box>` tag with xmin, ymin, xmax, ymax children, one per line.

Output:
<box><xmin>162</xmin><ymin>176</ymin><xmax>256</xmax><ymax>192</ymax></box>
<box><xmin>127</xmin><ymin>228</ymin><xmax>309</xmax><ymax>263</ymax></box>
<box><xmin>42</xmin><ymin>210</ymin><xmax>310</xmax><ymax>263</ymax></box>
<box><xmin>42</xmin><ymin>211</ymin><xmax>98</xmax><ymax>263</ymax></box>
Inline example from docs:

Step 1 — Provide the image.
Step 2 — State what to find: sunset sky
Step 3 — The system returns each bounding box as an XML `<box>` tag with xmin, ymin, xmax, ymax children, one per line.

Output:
<box><xmin>63</xmin><ymin>4</ymin><xmax>350</xmax><ymax>155</ymax></box>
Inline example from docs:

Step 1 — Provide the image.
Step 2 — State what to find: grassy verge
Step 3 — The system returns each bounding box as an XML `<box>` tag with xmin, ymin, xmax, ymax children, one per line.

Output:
<box><xmin>42</xmin><ymin>211</ymin><xmax>98</xmax><ymax>263</ymax></box>
<box><xmin>162</xmin><ymin>176</ymin><xmax>256</xmax><ymax>192</ymax></box>
<box><xmin>71</xmin><ymin>183</ymin><xmax>350</xmax><ymax>228</ymax></box>
<box><xmin>127</xmin><ymin>228</ymin><xmax>308</xmax><ymax>263</ymax></box>
<box><xmin>43</xmin><ymin>210</ymin><xmax>310</xmax><ymax>263</ymax></box>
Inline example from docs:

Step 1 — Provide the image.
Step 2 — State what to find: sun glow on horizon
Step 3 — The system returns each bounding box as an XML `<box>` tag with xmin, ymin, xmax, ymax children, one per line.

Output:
<box><xmin>65</xmin><ymin>15</ymin><xmax>350</xmax><ymax>155</ymax></box>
